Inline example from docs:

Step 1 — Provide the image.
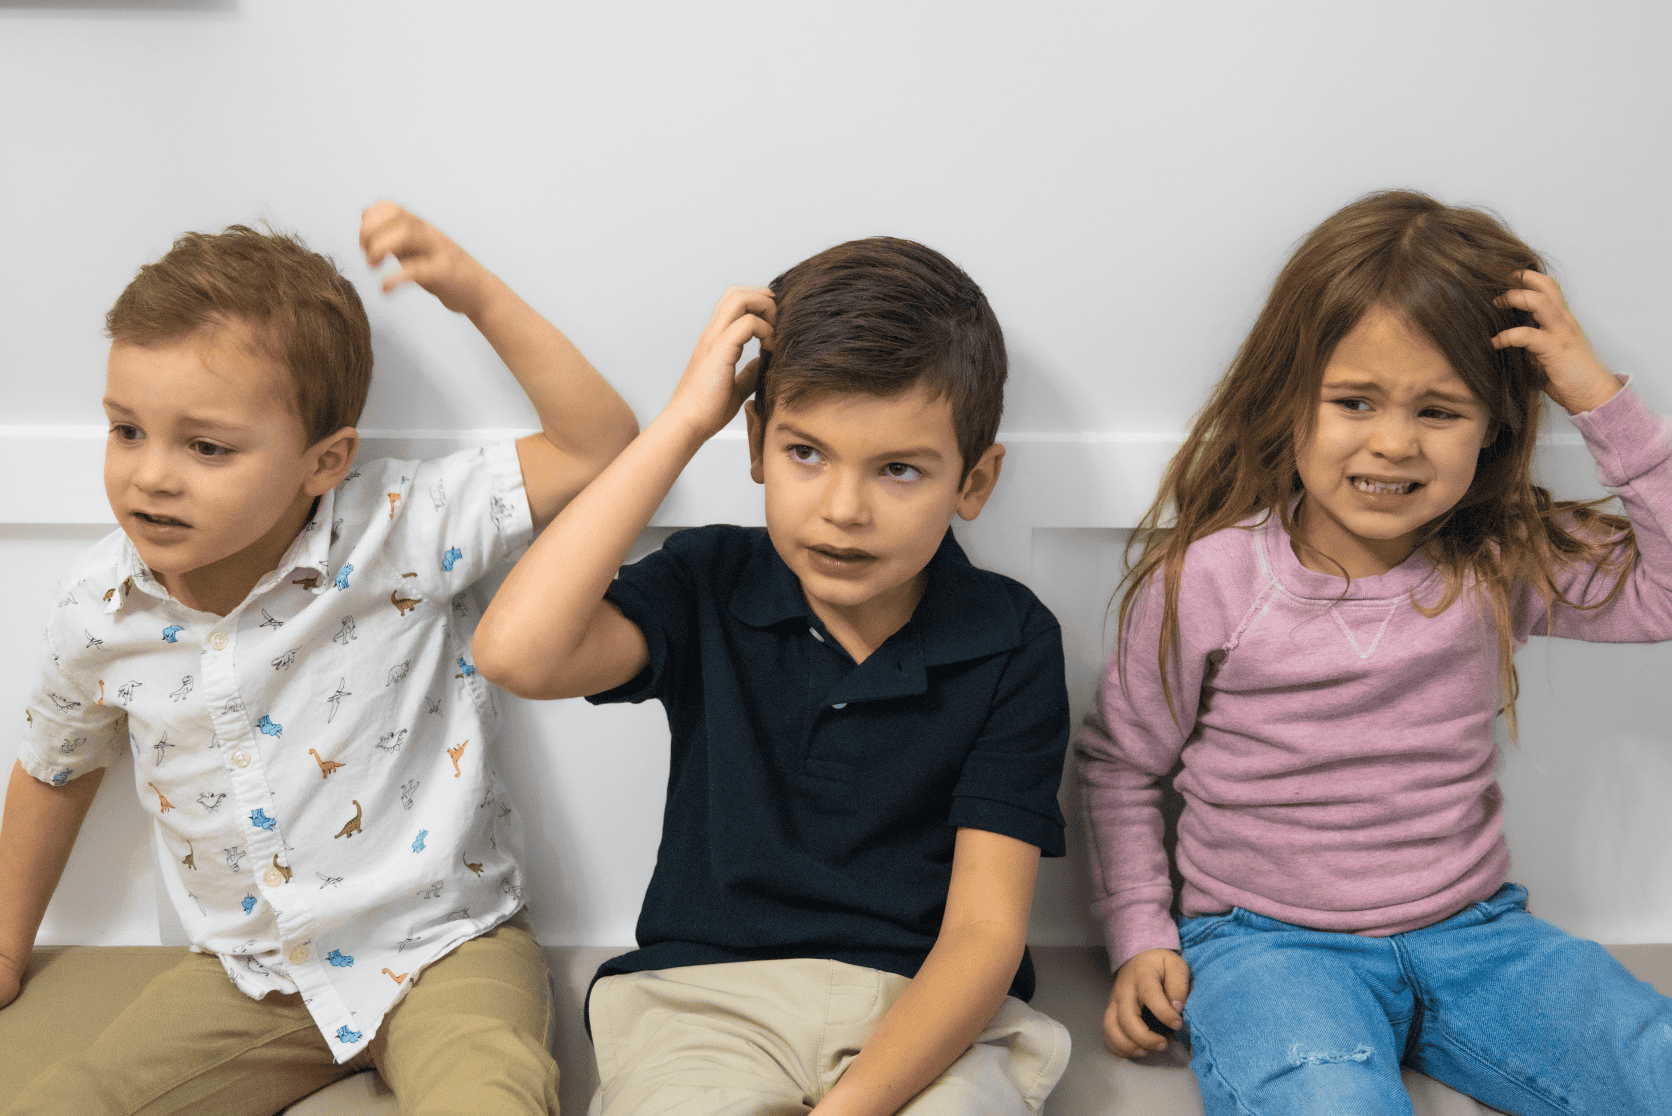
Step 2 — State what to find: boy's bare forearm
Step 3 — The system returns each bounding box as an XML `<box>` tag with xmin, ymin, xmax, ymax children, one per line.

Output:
<box><xmin>813</xmin><ymin>827</ymin><xmax>1039</xmax><ymax>1116</ymax></box>
<box><xmin>464</xmin><ymin>273</ymin><xmax>638</xmax><ymax>476</ymax></box>
<box><xmin>476</xmin><ymin>286</ymin><xmax>773</xmax><ymax>699</ymax></box>
<box><xmin>0</xmin><ymin>761</ymin><xmax>105</xmax><ymax>1002</ymax></box>
<box><xmin>812</xmin><ymin>922</ymin><xmax>1025</xmax><ymax>1116</ymax></box>
<box><xmin>474</xmin><ymin>409</ymin><xmax>707</xmax><ymax>698</ymax></box>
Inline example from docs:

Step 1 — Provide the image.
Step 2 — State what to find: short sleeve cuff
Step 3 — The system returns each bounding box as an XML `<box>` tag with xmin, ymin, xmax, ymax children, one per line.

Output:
<box><xmin>583</xmin><ymin>580</ymin><xmax>664</xmax><ymax>705</ymax></box>
<box><xmin>481</xmin><ymin>439</ymin><xmax>535</xmax><ymax>557</ymax></box>
<box><xmin>948</xmin><ymin>795</ymin><xmax>1067</xmax><ymax>857</ymax></box>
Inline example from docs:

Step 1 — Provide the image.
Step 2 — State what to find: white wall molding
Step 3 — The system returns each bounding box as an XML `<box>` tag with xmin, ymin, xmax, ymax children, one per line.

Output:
<box><xmin>1</xmin><ymin>427</ymin><xmax>1606</xmax><ymax>529</ymax></box>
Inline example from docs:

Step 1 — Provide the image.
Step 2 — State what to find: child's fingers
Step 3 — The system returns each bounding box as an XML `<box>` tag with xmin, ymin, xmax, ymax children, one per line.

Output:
<box><xmin>1101</xmin><ymin>988</ymin><xmax>1149</xmax><ymax>1058</ymax></box>
<box><xmin>358</xmin><ymin>200</ymin><xmax>410</xmax><ymax>261</ymax></box>
<box><xmin>734</xmin><ymin>356</ymin><xmax>761</xmax><ymax>400</ymax></box>
<box><xmin>707</xmin><ymin>286</ymin><xmax>776</xmax><ymax>332</ymax></box>
<box><xmin>1490</xmin><ymin>325</ymin><xmax>1550</xmax><ymax>354</ymax></box>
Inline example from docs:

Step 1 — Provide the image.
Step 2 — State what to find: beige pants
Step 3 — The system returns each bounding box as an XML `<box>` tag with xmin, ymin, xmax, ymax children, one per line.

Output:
<box><xmin>586</xmin><ymin>959</ymin><xmax>1070</xmax><ymax>1116</ymax></box>
<box><xmin>3</xmin><ymin>920</ymin><xmax>558</xmax><ymax>1116</ymax></box>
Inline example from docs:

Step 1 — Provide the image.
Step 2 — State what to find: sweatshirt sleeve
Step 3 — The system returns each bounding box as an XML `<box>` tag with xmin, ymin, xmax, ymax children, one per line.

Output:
<box><xmin>1076</xmin><ymin>555</ymin><xmax>1225</xmax><ymax>970</ymax></box>
<box><xmin>1525</xmin><ymin>383</ymin><xmax>1672</xmax><ymax>641</ymax></box>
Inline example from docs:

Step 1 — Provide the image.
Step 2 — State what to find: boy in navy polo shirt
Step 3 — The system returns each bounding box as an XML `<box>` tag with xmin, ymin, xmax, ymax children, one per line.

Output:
<box><xmin>475</xmin><ymin>238</ymin><xmax>1071</xmax><ymax>1115</ymax></box>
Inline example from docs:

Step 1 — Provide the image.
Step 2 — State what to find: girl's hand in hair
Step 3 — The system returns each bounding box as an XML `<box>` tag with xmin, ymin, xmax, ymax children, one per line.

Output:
<box><xmin>1492</xmin><ymin>270</ymin><xmax>1621</xmax><ymax>415</ymax></box>
<box><xmin>359</xmin><ymin>200</ymin><xmax>491</xmax><ymax>316</ymax></box>
<box><xmin>663</xmin><ymin>286</ymin><xmax>775</xmax><ymax>446</ymax></box>
<box><xmin>1104</xmin><ymin>948</ymin><xmax>1191</xmax><ymax>1059</ymax></box>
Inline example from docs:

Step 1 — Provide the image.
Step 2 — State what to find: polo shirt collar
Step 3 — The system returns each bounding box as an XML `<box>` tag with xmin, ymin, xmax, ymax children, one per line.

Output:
<box><xmin>727</xmin><ymin>528</ymin><xmax>1023</xmax><ymax>669</ymax></box>
<box><xmin>107</xmin><ymin>491</ymin><xmax>337</xmax><ymax>615</ymax></box>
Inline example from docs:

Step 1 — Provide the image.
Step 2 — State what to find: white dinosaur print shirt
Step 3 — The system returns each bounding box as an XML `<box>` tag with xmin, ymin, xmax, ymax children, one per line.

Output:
<box><xmin>20</xmin><ymin>443</ymin><xmax>533</xmax><ymax>1062</ymax></box>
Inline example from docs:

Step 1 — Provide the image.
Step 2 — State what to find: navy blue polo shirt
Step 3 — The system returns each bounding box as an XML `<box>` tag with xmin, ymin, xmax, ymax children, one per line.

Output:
<box><xmin>587</xmin><ymin>524</ymin><xmax>1069</xmax><ymax>1000</ymax></box>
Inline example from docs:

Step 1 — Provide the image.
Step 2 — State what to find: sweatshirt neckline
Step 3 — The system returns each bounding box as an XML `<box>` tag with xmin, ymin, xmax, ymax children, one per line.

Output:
<box><xmin>1260</xmin><ymin>503</ymin><xmax>1440</xmax><ymax>602</ymax></box>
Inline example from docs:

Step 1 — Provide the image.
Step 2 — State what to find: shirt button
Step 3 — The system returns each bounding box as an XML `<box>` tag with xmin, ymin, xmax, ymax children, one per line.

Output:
<box><xmin>232</xmin><ymin>751</ymin><xmax>251</xmax><ymax>768</ymax></box>
<box><xmin>288</xmin><ymin>945</ymin><xmax>310</xmax><ymax>964</ymax></box>
<box><xmin>832</xmin><ymin>702</ymin><xmax>848</xmax><ymax>710</ymax></box>
<box><xmin>809</xmin><ymin>627</ymin><xmax>825</xmax><ymax>643</ymax></box>
<box><xmin>210</xmin><ymin>632</ymin><xmax>228</xmax><ymax>651</ymax></box>
<box><xmin>263</xmin><ymin>868</ymin><xmax>284</xmax><ymax>887</ymax></box>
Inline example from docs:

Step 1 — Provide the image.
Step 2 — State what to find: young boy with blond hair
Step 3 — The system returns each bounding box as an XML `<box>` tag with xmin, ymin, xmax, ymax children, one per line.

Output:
<box><xmin>474</xmin><ymin>238</ymin><xmax>1072</xmax><ymax>1115</ymax></box>
<box><xmin>0</xmin><ymin>203</ymin><xmax>636</xmax><ymax>1114</ymax></box>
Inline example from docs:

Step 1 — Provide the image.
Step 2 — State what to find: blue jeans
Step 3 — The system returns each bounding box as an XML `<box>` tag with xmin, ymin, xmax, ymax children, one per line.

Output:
<box><xmin>1178</xmin><ymin>884</ymin><xmax>1672</xmax><ymax>1116</ymax></box>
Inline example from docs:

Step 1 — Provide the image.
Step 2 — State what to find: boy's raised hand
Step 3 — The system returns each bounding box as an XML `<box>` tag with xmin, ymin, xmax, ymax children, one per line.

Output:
<box><xmin>663</xmin><ymin>287</ymin><xmax>774</xmax><ymax>444</ymax></box>
<box><xmin>1492</xmin><ymin>270</ymin><xmax>1620</xmax><ymax>416</ymax></box>
<box><xmin>1104</xmin><ymin>947</ymin><xmax>1190</xmax><ymax>1058</ymax></box>
<box><xmin>359</xmin><ymin>200</ymin><xmax>490</xmax><ymax>315</ymax></box>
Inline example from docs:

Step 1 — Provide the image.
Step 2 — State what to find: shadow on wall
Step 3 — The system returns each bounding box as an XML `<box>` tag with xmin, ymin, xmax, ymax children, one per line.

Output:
<box><xmin>0</xmin><ymin>0</ymin><xmax>235</xmax><ymax>11</ymax></box>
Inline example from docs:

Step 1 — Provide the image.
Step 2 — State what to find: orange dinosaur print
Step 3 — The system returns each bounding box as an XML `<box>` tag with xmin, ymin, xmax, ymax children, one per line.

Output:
<box><xmin>335</xmin><ymin>800</ymin><xmax>363</xmax><ymax>839</ymax></box>
<box><xmin>182</xmin><ymin>841</ymin><xmax>196</xmax><ymax>870</ymax></box>
<box><xmin>272</xmin><ymin>854</ymin><xmax>292</xmax><ymax>883</ymax></box>
<box><xmin>148</xmin><ymin>782</ymin><xmax>174</xmax><ymax>813</ymax></box>
<box><xmin>309</xmin><ymin>749</ymin><xmax>347</xmax><ymax>778</ymax></box>
<box><xmin>382</xmin><ymin>968</ymin><xmax>409</xmax><ymax>985</ymax></box>
<box><xmin>97</xmin><ymin>681</ymin><xmax>106</xmax><ymax>706</ymax></box>
<box><xmin>401</xmin><ymin>571</ymin><xmax>418</xmax><ymax>578</ymax></box>
<box><xmin>391</xmin><ymin>590</ymin><xmax>421</xmax><ymax>616</ymax></box>
<box><xmin>291</xmin><ymin>572</ymin><xmax>323</xmax><ymax>590</ymax></box>
<box><xmin>463</xmin><ymin>852</ymin><xmax>483</xmax><ymax>877</ymax></box>
<box><xmin>387</xmin><ymin>492</ymin><xmax>401</xmax><ymax>518</ymax></box>
<box><xmin>447</xmin><ymin>741</ymin><xmax>468</xmax><ymax>778</ymax></box>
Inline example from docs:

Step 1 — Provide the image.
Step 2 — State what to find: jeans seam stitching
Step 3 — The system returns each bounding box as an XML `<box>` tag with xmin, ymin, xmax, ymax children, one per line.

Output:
<box><xmin>1420</xmin><ymin>1015</ymin><xmax>1579</xmax><ymax>1116</ymax></box>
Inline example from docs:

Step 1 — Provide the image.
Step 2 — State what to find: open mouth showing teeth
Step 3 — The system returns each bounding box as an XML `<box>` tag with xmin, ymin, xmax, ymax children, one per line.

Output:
<box><xmin>1353</xmin><ymin>478</ymin><xmax>1418</xmax><ymax>496</ymax></box>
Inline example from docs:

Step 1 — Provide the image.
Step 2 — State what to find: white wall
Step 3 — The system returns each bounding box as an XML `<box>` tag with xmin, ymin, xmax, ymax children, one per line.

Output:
<box><xmin>2</xmin><ymin>0</ymin><xmax>1669</xmax><ymax>949</ymax></box>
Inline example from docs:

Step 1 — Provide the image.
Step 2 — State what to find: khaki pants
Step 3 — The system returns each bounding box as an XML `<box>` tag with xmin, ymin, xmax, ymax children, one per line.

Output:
<box><xmin>586</xmin><ymin>959</ymin><xmax>1070</xmax><ymax>1116</ymax></box>
<box><xmin>3</xmin><ymin>920</ymin><xmax>558</xmax><ymax>1116</ymax></box>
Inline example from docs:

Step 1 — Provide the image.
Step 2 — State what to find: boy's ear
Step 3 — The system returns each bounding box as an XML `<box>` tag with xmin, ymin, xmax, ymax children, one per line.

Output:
<box><xmin>954</xmin><ymin>443</ymin><xmax>1005</xmax><ymax>521</ymax></box>
<box><xmin>303</xmin><ymin>427</ymin><xmax>360</xmax><ymax>496</ymax></box>
<box><xmin>745</xmin><ymin>401</ymin><xmax>766</xmax><ymax>485</ymax></box>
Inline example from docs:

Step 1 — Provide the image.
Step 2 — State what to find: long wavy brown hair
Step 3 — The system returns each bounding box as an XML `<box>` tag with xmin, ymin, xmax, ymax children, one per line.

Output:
<box><xmin>1120</xmin><ymin>190</ymin><xmax>1634</xmax><ymax>736</ymax></box>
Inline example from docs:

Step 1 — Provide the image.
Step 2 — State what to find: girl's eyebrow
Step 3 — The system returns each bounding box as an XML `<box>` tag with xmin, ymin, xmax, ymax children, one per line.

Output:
<box><xmin>1321</xmin><ymin>379</ymin><xmax>1478</xmax><ymax>407</ymax></box>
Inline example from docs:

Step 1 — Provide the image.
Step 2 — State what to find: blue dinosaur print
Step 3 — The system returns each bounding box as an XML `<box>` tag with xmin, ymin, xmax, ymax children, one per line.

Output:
<box><xmin>250</xmin><ymin>809</ymin><xmax>277</xmax><ymax>831</ymax></box>
<box><xmin>242</xmin><ymin>894</ymin><xmax>257</xmax><ymax>914</ymax></box>
<box><xmin>161</xmin><ymin>625</ymin><xmax>184</xmax><ymax>643</ymax></box>
<box><xmin>327</xmin><ymin>949</ymin><xmax>354</xmax><ymax>968</ymax></box>
<box><xmin>334</xmin><ymin>563</ymin><xmax>353</xmax><ymax>590</ymax></box>
<box><xmin>442</xmin><ymin>546</ymin><xmax>463</xmax><ymax>572</ymax></box>
<box><xmin>456</xmin><ymin>657</ymin><xmax>476</xmax><ymax>678</ymax></box>
<box><xmin>51</xmin><ymin>769</ymin><xmax>70</xmax><ymax>786</ymax></box>
<box><xmin>257</xmin><ymin>715</ymin><xmax>283</xmax><ymax>737</ymax></box>
<box><xmin>412</xmin><ymin>829</ymin><xmax>428</xmax><ymax>853</ymax></box>
<box><xmin>336</xmin><ymin>1026</ymin><xmax>363</xmax><ymax>1045</ymax></box>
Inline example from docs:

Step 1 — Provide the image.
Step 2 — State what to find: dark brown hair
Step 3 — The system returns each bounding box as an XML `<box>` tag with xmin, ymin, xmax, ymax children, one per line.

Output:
<box><xmin>106</xmin><ymin>225</ymin><xmax>372</xmax><ymax>443</ymax></box>
<box><xmin>1121</xmin><ymin>189</ymin><xmax>1633</xmax><ymax>735</ymax></box>
<box><xmin>757</xmin><ymin>236</ymin><xmax>1005</xmax><ymax>478</ymax></box>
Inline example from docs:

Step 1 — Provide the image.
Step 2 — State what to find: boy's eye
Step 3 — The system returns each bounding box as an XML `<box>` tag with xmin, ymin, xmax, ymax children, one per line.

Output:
<box><xmin>1331</xmin><ymin>398</ymin><xmax>1372</xmax><ymax>413</ymax></box>
<box><xmin>1420</xmin><ymin>407</ymin><xmax>1460</xmax><ymax>421</ymax></box>
<box><xmin>788</xmin><ymin>444</ymin><xmax>823</xmax><ymax>465</ymax></box>
<box><xmin>110</xmin><ymin>423</ymin><xmax>141</xmax><ymax>442</ymax></box>
<box><xmin>191</xmin><ymin>440</ymin><xmax>231</xmax><ymax>459</ymax></box>
<box><xmin>882</xmin><ymin>462</ymin><xmax>922</xmax><ymax>481</ymax></box>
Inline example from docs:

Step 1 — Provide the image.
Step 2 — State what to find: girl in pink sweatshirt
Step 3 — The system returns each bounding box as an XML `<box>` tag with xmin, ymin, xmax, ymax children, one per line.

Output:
<box><xmin>1080</xmin><ymin>190</ymin><xmax>1672</xmax><ymax>1116</ymax></box>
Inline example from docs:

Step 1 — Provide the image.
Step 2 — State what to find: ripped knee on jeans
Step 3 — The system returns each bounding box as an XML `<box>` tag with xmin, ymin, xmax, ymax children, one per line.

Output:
<box><xmin>1287</xmin><ymin>1043</ymin><xmax>1374</xmax><ymax>1066</ymax></box>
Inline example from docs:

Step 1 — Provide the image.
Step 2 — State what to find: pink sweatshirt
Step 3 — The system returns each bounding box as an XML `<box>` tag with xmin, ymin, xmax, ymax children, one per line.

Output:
<box><xmin>1080</xmin><ymin>384</ymin><xmax>1672</xmax><ymax>969</ymax></box>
